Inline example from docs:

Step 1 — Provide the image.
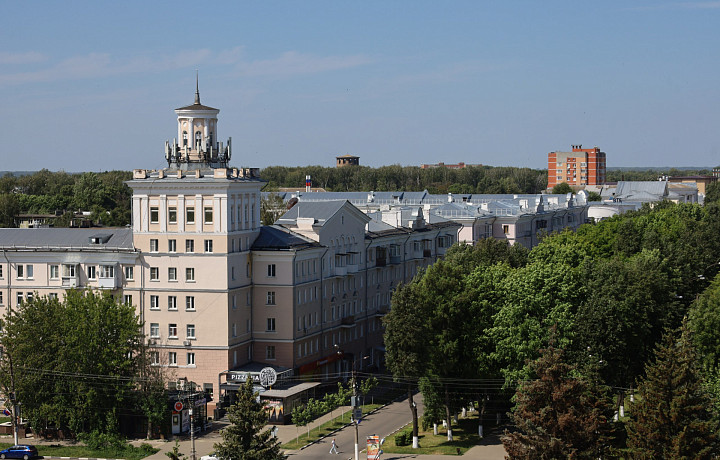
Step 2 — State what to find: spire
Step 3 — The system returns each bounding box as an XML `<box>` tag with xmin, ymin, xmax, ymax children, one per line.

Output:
<box><xmin>194</xmin><ymin>70</ymin><xmax>200</xmax><ymax>105</ymax></box>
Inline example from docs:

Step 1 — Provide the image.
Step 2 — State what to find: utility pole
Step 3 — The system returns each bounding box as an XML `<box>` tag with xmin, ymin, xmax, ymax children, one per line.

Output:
<box><xmin>189</xmin><ymin>389</ymin><xmax>196</xmax><ymax>460</ymax></box>
<box><xmin>352</xmin><ymin>363</ymin><xmax>359</xmax><ymax>460</ymax></box>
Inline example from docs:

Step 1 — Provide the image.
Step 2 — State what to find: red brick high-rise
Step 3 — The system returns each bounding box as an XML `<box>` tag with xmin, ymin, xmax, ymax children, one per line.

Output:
<box><xmin>547</xmin><ymin>144</ymin><xmax>606</xmax><ymax>189</ymax></box>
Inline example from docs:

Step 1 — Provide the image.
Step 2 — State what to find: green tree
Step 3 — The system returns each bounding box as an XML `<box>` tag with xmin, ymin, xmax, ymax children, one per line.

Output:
<box><xmin>0</xmin><ymin>193</ymin><xmax>19</xmax><ymax>227</ymax></box>
<box><xmin>215</xmin><ymin>379</ymin><xmax>286</xmax><ymax>460</ymax></box>
<box><xmin>705</xmin><ymin>181</ymin><xmax>720</xmax><ymax>204</ymax></box>
<box><xmin>626</xmin><ymin>321</ymin><xmax>719</xmax><ymax>459</ymax></box>
<box><xmin>0</xmin><ymin>290</ymin><xmax>142</xmax><ymax>436</ymax></box>
<box><xmin>586</xmin><ymin>191</ymin><xmax>602</xmax><ymax>202</ymax></box>
<box><xmin>551</xmin><ymin>182</ymin><xmax>573</xmax><ymax>195</ymax></box>
<box><xmin>260</xmin><ymin>193</ymin><xmax>286</xmax><ymax>226</ymax></box>
<box><xmin>384</xmin><ymin>283</ymin><xmax>427</xmax><ymax>447</ymax></box>
<box><xmin>502</xmin><ymin>339</ymin><xmax>614</xmax><ymax>459</ymax></box>
<box><xmin>214</xmin><ymin>378</ymin><xmax>286</xmax><ymax>460</ymax></box>
<box><xmin>572</xmin><ymin>251</ymin><xmax>677</xmax><ymax>389</ymax></box>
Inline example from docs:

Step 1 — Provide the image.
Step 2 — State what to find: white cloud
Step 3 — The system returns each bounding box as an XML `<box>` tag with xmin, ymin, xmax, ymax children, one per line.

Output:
<box><xmin>0</xmin><ymin>51</ymin><xmax>47</xmax><ymax>65</ymax></box>
<box><xmin>234</xmin><ymin>51</ymin><xmax>374</xmax><ymax>77</ymax></box>
<box><xmin>0</xmin><ymin>48</ymin><xmax>372</xmax><ymax>86</ymax></box>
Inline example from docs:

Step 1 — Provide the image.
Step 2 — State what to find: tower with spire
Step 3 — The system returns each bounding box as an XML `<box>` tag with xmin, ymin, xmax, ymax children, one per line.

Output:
<box><xmin>165</xmin><ymin>75</ymin><xmax>231</xmax><ymax>170</ymax></box>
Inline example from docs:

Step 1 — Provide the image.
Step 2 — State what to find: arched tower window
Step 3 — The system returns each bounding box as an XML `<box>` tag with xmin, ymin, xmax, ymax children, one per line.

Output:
<box><xmin>182</xmin><ymin>131</ymin><xmax>188</xmax><ymax>146</ymax></box>
<box><xmin>195</xmin><ymin>131</ymin><xmax>202</xmax><ymax>147</ymax></box>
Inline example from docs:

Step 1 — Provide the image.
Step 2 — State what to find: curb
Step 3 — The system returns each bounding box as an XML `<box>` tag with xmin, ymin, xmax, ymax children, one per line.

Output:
<box><xmin>297</xmin><ymin>397</ymin><xmax>399</xmax><ymax>451</ymax></box>
<box><xmin>42</xmin><ymin>457</ymin><xmax>124</xmax><ymax>460</ymax></box>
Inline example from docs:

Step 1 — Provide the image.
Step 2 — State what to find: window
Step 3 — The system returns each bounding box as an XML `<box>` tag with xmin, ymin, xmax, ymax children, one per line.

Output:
<box><xmin>168</xmin><ymin>296</ymin><xmax>177</xmax><ymax>310</ymax></box>
<box><xmin>185</xmin><ymin>239</ymin><xmax>195</xmax><ymax>253</ymax></box>
<box><xmin>50</xmin><ymin>265</ymin><xmax>59</xmax><ymax>280</ymax></box>
<box><xmin>168</xmin><ymin>207</ymin><xmax>177</xmax><ymax>224</ymax></box>
<box><xmin>266</xmin><ymin>291</ymin><xmax>276</xmax><ymax>305</ymax></box>
<box><xmin>204</xmin><ymin>239</ymin><xmax>213</xmax><ymax>253</ymax></box>
<box><xmin>502</xmin><ymin>225</ymin><xmax>509</xmax><ymax>235</ymax></box>
<box><xmin>186</xmin><ymin>207</ymin><xmax>195</xmax><ymax>224</ymax></box>
<box><xmin>168</xmin><ymin>239</ymin><xmax>176</xmax><ymax>252</ymax></box>
<box><xmin>185</xmin><ymin>296</ymin><xmax>195</xmax><ymax>311</ymax></box>
<box><xmin>168</xmin><ymin>352</ymin><xmax>177</xmax><ymax>366</ymax></box>
<box><xmin>267</xmin><ymin>318</ymin><xmax>276</xmax><ymax>331</ymax></box>
<box><xmin>86</xmin><ymin>265</ymin><xmax>96</xmax><ymax>279</ymax></box>
<box><xmin>17</xmin><ymin>265</ymin><xmax>23</xmax><ymax>279</ymax></box>
<box><xmin>150</xmin><ymin>239</ymin><xmax>159</xmax><ymax>252</ymax></box>
<box><xmin>168</xmin><ymin>267</ymin><xmax>177</xmax><ymax>281</ymax></box>
<box><xmin>26</xmin><ymin>265</ymin><xmax>33</xmax><ymax>279</ymax></box>
<box><xmin>168</xmin><ymin>324</ymin><xmax>178</xmax><ymax>338</ymax></box>
<box><xmin>187</xmin><ymin>352</ymin><xmax>195</xmax><ymax>366</ymax></box>
<box><xmin>187</xmin><ymin>324</ymin><xmax>196</xmax><ymax>339</ymax></box>
<box><xmin>185</xmin><ymin>268</ymin><xmax>195</xmax><ymax>282</ymax></box>
<box><xmin>267</xmin><ymin>264</ymin><xmax>276</xmax><ymax>277</ymax></box>
<box><xmin>232</xmin><ymin>323</ymin><xmax>237</xmax><ymax>337</ymax></box>
<box><xmin>182</xmin><ymin>131</ymin><xmax>188</xmax><ymax>146</ymax></box>
<box><xmin>123</xmin><ymin>295</ymin><xmax>132</xmax><ymax>306</ymax></box>
<box><xmin>16</xmin><ymin>292</ymin><xmax>23</xmax><ymax>305</ymax></box>
<box><xmin>150</xmin><ymin>323</ymin><xmax>159</xmax><ymax>338</ymax></box>
<box><xmin>204</xmin><ymin>206</ymin><xmax>213</xmax><ymax>224</ymax></box>
<box><xmin>151</xmin><ymin>352</ymin><xmax>160</xmax><ymax>365</ymax></box>
<box><xmin>150</xmin><ymin>295</ymin><xmax>159</xmax><ymax>310</ymax></box>
<box><xmin>63</xmin><ymin>264</ymin><xmax>76</xmax><ymax>278</ymax></box>
<box><xmin>124</xmin><ymin>266</ymin><xmax>134</xmax><ymax>281</ymax></box>
<box><xmin>99</xmin><ymin>265</ymin><xmax>114</xmax><ymax>278</ymax></box>
<box><xmin>0</xmin><ymin>292</ymin><xmax>3</xmax><ymax>305</ymax></box>
<box><xmin>150</xmin><ymin>267</ymin><xmax>159</xmax><ymax>281</ymax></box>
<box><xmin>266</xmin><ymin>346</ymin><xmax>275</xmax><ymax>359</ymax></box>
<box><xmin>49</xmin><ymin>293</ymin><xmax>58</xmax><ymax>300</ymax></box>
<box><xmin>0</xmin><ymin>265</ymin><xmax>3</xmax><ymax>278</ymax></box>
<box><xmin>150</xmin><ymin>207</ymin><xmax>159</xmax><ymax>223</ymax></box>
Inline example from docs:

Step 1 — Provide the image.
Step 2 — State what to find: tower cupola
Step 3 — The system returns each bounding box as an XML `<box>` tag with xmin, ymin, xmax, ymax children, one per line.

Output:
<box><xmin>164</xmin><ymin>76</ymin><xmax>231</xmax><ymax>170</ymax></box>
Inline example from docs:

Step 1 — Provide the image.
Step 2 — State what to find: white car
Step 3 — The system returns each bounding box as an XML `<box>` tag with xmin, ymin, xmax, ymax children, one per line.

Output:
<box><xmin>200</xmin><ymin>454</ymin><xmax>218</xmax><ymax>460</ymax></box>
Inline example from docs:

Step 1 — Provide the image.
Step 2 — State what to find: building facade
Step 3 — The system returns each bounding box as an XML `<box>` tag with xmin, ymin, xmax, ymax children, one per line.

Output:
<box><xmin>0</xmin><ymin>90</ymin><xmax>459</xmax><ymax>413</ymax></box>
<box><xmin>547</xmin><ymin>144</ymin><xmax>606</xmax><ymax>189</ymax></box>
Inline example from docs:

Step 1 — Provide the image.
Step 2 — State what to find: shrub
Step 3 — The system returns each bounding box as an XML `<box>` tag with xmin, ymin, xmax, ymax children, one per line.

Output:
<box><xmin>395</xmin><ymin>430</ymin><xmax>412</xmax><ymax>446</ymax></box>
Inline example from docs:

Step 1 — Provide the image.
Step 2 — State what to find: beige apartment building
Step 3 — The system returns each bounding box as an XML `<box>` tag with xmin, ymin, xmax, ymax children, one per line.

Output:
<box><xmin>0</xmin><ymin>89</ymin><xmax>460</xmax><ymax>415</ymax></box>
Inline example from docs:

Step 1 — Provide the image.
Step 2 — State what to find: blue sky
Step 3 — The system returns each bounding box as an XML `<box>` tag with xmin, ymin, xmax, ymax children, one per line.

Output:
<box><xmin>2</xmin><ymin>1</ymin><xmax>720</xmax><ymax>172</ymax></box>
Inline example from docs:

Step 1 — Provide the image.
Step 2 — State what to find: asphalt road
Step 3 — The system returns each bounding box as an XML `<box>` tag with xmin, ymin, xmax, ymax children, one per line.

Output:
<box><xmin>287</xmin><ymin>398</ymin><xmax>421</xmax><ymax>459</ymax></box>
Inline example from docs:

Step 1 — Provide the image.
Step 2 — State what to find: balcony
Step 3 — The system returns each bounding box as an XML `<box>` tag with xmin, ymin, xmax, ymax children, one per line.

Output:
<box><xmin>333</xmin><ymin>266</ymin><xmax>347</xmax><ymax>277</ymax></box>
<box><xmin>374</xmin><ymin>305</ymin><xmax>389</xmax><ymax>317</ymax></box>
<box><xmin>346</xmin><ymin>263</ymin><xmax>359</xmax><ymax>273</ymax></box>
<box><xmin>423</xmin><ymin>249</ymin><xmax>432</xmax><ymax>258</ymax></box>
<box><xmin>62</xmin><ymin>277</ymin><xmax>79</xmax><ymax>288</ymax></box>
<box><xmin>389</xmin><ymin>255</ymin><xmax>402</xmax><ymax>265</ymax></box>
<box><xmin>375</xmin><ymin>259</ymin><xmax>387</xmax><ymax>267</ymax></box>
<box><xmin>98</xmin><ymin>275</ymin><xmax>119</xmax><ymax>290</ymax></box>
<box><xmin>340</xmin><ymin>315</ymin><xmax>355</xmax><ymax>328</ymax></box>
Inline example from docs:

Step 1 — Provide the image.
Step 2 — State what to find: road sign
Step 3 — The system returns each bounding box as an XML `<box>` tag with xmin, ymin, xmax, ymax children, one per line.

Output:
<box><xmin>174</xmin><ymin>401</ymin><xmax>183</xmax><ymax>412</ymax></box>
<box><xmin>2</xmin><ymin>409</ymin><xmax>10</xmax><ymax>416</ymax></box>
<box><xmin>353</xmin><ymin>408</ymin><xmax>362</xmax><ymax>422</ymax></box>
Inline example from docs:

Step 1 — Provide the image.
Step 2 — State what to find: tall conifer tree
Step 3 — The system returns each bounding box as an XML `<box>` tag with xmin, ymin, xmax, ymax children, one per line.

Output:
<box><xmin>627</xmin><ymin>321</ymin><xmax>719</xmax><ymax>459</ymax></box>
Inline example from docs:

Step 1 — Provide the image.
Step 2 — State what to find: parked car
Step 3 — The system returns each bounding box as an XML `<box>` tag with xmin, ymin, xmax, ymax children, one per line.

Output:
<box><xmin>200</xmin><ymin>453</ymin><xmax>217</xmax><ymax>460</ymax></box>
<box><xmin>0</xmin><ymin>445</ymin><xmax>38</xmax><ymax>460</ymax></box>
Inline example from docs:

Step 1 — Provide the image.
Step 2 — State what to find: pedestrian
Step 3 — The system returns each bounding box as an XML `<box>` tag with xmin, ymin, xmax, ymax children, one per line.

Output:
<box><xmin>329</xmin><ymin>437</ymin><xmax>339</xmax><ymax>454</ymax></box>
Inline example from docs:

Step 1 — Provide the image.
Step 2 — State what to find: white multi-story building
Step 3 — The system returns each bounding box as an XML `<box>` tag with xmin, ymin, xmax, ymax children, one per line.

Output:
<box><xmin>0</xmin><ymin>88</ymin><xmax>460</xmax><ymax>419</ymax></box>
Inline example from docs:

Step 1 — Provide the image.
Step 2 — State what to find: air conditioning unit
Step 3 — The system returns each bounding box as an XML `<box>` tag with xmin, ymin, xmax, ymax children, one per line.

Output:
<box><xmin>183</xmin><ymin>340</ymin><xmax>191</xmax><ymax>347</ymax></box>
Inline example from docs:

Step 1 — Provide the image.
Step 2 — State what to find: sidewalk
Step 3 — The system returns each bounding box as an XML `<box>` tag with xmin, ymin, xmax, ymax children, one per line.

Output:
<box><xmin>131</xmin><ymin>405</ymin><xmax>357</xmax><ymax>460</ymax></box>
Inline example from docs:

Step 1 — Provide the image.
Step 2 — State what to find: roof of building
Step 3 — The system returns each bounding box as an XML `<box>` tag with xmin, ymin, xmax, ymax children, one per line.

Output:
<box><xmin>175</xmin><ymin>102</ymin><xmax>219</xmax><ymax>111</ymax></box>
<box><xmin>336</xmin><ymin>154</ymin><xmax>359</xmax><ymax>159</ymax></box>
<box><xmin>0</xmin><ymin>227</ymin><xmax>135</xmax><ymax>250</ymax></box>
<box><xmin>615</xmin><ymin>181</ymin><xmax>668</xmax><ymax>201</ymax></box>
<box><xmin>277</xmin><ymin>200</ymin><xmax>369</xmax><ymax>227</ymax></box>
<box><xmin>251</xmin><ymin>225</ymin><xmax>322</xmax><ymax>251</ymax></box>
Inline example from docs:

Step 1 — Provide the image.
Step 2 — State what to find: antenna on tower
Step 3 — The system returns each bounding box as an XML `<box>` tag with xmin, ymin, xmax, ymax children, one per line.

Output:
<box><xmin>194</xmin><ymin>70</ymin><xmax>200</xmax><ymax>105</ymax></box>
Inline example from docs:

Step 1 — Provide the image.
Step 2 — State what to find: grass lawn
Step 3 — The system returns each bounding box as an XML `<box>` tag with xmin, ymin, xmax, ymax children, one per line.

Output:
<box><xmin>382</xmin><ymin>413</ymin><xmax>492</xmax><ymax>456</ymax></box>
<box><xmin>0</xmin><ymin>442</ymin><xmax>158</xmax><ymax>460</ymax></box>
<box><xmin>281</xmin><ymin>404</ymin><xmax>381</xmax><ymax>450</ymax></box>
